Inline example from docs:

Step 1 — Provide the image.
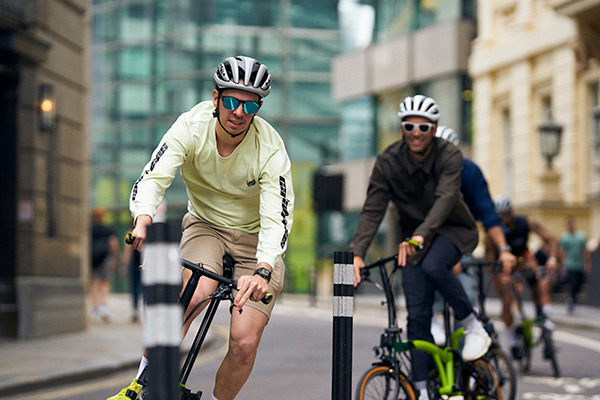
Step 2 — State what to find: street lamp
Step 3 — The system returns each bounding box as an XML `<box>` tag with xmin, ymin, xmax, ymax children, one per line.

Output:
<box><xmin>593</xmin><ymin>105</ymin><xmax>600</xmax><ymax>155</ymax></box>
<box><xmin>38</xmin><ymin>84</ymin><xmax>58</xmax><ymax>236</ymax></box>
<box><xmin>38</xmin><ymin>84</ymin><xmax>56</xmax><ymax>132</ymax></box>
<box><xmin>538</xmin><ymin>110</ymin><xmax>563</xmax><ymax>170</ymax></box>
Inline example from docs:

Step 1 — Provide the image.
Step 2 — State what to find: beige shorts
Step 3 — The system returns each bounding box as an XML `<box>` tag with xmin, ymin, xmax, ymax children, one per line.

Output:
<box><xmin>179</xmin><ymin>213</ymin><xmax>285</xmax><ymax>319</ymax></box>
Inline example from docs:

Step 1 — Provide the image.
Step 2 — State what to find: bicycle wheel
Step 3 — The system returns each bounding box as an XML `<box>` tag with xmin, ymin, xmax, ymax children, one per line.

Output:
<box><xmin>355</xmin><ymin>365</ymin><xmax>417</xmax><ymax>400</ymax></box>
<box><xmin>426</xmin><ymin>368</ymin><xmax>442</xmax><ymax>400</ymax></box>
<box><xmin>542</xmin><ymin>330</ymin><xmax>560</xmax><ymax>378</ymax></box>
<box><xmin>463</xmin><ymin>359</ymin><xmax>502</xmax><ymax>400</ymax></box>
<box><xmin>514</xmin><ymin>326</ymin><xmax>531</xmax><ymax>373</ymax></box>
<box><xmin>485</xmin><ymin>347</ymin><xmax>516</xmax><ymax>400</ymax></box>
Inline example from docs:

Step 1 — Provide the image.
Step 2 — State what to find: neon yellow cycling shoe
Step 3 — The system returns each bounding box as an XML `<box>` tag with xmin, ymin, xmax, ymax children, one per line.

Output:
<box><xmin>107</xmin><ymin>379</ymin><xmax>144</xmax><ymax>400</ymax></box>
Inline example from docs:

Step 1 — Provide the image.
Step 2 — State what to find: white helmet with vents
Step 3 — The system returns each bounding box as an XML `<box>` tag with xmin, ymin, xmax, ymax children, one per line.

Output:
<box><xmin>214</xmin><ymin>55</ymin><xmax>271</xmax><ymax>98</ymax></box>
<box><xmin>493</xmin><ymin>195</ymin><xmax>513</xmax><ymax>213</ymax></box>
<box><xmin>435</xmin><ymin>126</ymin><xmax>459</xmax><ymax>145</ymax></box>
<box><xmin>398</xmin><ymin>95</ymin><xmax>440</xmax><ymax>122</ymax></box>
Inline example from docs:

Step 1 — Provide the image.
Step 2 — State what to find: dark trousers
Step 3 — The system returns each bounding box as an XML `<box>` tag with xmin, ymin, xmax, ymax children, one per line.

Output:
<box><xmin>129</xmin><ymin>254</ymin><xmax>143</xmax><ymax>311</ymax></box>
<box><xmin>401</xmin><ymin>234</ymin><xmax>475</xmax><ymax>382</ymax></box>
<box><xmin>567</xmin><ymin>270</ymin><xmax>586</xmax><ymax>304</ymax></box>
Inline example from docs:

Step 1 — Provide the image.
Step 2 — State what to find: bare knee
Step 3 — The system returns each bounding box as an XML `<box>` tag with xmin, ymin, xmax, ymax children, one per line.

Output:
<box><xmin>228</xmin><ymin>334</ymin><xmax>259</xmax><ymax>366</ymax></box>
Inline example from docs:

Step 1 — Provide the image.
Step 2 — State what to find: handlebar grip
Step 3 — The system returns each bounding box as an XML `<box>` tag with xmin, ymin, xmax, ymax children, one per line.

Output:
<box><xmin>125</xmin><ymin>232</ymin><xmax>136</xmax><ymax>245</ymax></box>
<box><xmin>262</xmin><ymin>293</ymin><xmax>273</xmax><ymax>304</ymax></box>
<box><xmin>406</xmin><ymin>238</ymin><xmax>424</xmax><ymax>250</ymax></box>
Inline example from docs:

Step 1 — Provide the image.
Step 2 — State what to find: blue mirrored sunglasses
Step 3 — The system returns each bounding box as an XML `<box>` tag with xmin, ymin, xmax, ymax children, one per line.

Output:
<box><xmin>222</xmin><ymin>96</ymin><xmax>261</xmax><ymax>115</ymax></box>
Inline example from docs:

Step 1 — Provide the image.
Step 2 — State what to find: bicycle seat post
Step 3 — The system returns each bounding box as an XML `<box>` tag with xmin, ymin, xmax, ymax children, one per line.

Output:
<box><xmin>223</xmin><ymin>254</ymin><xmax>235</xmax><ymax>279</ymax></box>
<box><xmin>443</xmin><ymin>299</ymin><xmax>451</xmax><ymax>348</ymax></box>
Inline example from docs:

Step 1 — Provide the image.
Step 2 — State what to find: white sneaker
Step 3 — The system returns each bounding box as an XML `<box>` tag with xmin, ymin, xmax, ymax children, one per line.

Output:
<box><xmin>418</xmin><ymin>389</ymin><xmax>430</xmax><ymax>400</ymax></box>
<box><xmin>543</xmin><ymin>318</ymin><xmax>555</xmax><ymax>331</ymax></box>
<box><xmin>430</xmin><ymin>318</ymin><xmax>446</xmax><ymax>346</ymax></box>
<box><xmin>462</xmin><ymin>324</ymin><xmax>491</xmax><ymax>361</ymax></box>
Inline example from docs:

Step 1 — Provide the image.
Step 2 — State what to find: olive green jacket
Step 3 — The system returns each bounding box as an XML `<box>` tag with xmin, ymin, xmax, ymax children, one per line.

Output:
<box><xmin>350</xmin><ymin>137</ymin><xmax>478</xmax><ymax>260</ymax></box>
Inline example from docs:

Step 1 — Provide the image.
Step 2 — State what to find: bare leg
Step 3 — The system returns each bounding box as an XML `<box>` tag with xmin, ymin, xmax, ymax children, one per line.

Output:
<box><xmin>213</xmin><ymin>307</ymin><xmax>267</xmax><ymax>400</ymax></box>
<box><xmin>493</xmin><ymin>273</ymin><xmax>515</xmax><ymax>327</ymax></box>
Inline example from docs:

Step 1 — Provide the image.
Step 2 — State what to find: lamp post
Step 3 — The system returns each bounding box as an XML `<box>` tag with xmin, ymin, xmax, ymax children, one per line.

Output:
<box><xmin>538</xmin><ymin>110</ymin><xmax>563</xmax><ymax>170</ymax></box>
<box><xmin>38</xmin><ymin>84</ymin><xmax>58</xmax><ymax>236</ymax></box>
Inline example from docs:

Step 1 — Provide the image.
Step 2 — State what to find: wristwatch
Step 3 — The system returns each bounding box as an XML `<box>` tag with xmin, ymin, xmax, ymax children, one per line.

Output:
<box><xmin>253</xmin><ymin>267</ymin><xmax>272</xmax><ymax>283</ymax></box>
<box><xmin>499</xmin><ymin>244</ymin><xmax>512</xmax><ymax>253</ymax></box>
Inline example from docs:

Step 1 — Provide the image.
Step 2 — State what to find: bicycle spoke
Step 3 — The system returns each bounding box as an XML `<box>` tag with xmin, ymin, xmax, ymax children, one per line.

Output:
<box><xmin>463</xmin><ymin>359</ymin><xmax>502</xmax><ymax>400</ymax></box>
<box><xmin>486</xmin><ymin>348</ymin><xmax>516</xmax><ymax>400</ymax></box>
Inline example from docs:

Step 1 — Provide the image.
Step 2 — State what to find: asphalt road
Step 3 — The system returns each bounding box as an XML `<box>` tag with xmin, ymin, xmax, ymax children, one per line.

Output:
<box><xmin>5</xmin><ymin>302</ymin><xmax>600</xmax><ymax>400</ymax></box>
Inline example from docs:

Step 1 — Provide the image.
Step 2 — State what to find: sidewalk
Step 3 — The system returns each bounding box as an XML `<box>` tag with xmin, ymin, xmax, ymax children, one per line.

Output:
<box><xmin>0</xmin><ymin>293</ymin><xmax>598</xmax><ymax>397</ymax></box>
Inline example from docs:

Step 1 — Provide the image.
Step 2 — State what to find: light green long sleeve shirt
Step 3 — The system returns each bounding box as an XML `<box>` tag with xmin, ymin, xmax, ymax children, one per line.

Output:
<box><xmin>130</xmin><ymin>101</ymin><xmax>294</xmax><ymax>268</ymax></box>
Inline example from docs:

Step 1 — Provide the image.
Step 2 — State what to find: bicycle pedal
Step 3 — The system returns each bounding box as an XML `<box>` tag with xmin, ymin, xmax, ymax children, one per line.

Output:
<box><xmin>179</xmin><ymin>384</ymin><xmax>202</xmax><ymax>400</ymax></box>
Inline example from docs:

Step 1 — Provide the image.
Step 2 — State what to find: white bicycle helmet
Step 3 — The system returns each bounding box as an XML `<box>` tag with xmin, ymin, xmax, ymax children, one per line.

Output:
<box><xmin>435</xmin><ymin>126</ymin><xmax>459</xmax><ymax>145</ymax></box>
<box><xmin>398</xmin><ymin>95</ymin><xmax>440</xmax><ymax>122</ymax></box>
<box><xmin>214</xmin><ymin>55</ymin><xmax>271</xmax><ymax>98</ymax></box>
<box><xmin>493</xmin><ymin>195</ymin><xmax>512</xmax><ymax>213</ymax></box>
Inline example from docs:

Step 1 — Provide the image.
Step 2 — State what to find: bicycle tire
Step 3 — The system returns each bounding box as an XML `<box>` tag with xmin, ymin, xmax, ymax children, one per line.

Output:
<box><xmin>486</xmin><ymin>347</ymin><xmax>517</xmax><ymax>400</ymax></box>
<box><xmin>426</xmin><ymin>368</ymin><xmax>442</xmax><ymax>400</ymax></box>
<box><xmin>514</xmin><ymin>326</ymin><xmax>531</xmax><ymax>373</ymax></box>
<box><xmin>355</xmin><ymin>365</ymin><xmax>417</xmax><ymax>400</ymax></box>
<box><xmin>463</xmin><ymin>359</ymin><xmax>502</xmax><ymax>400</ymax></box>
<box><xmin>542</xmin><ymin>330</ymin><xmax>560</xmax><ymax>378</ymax></box>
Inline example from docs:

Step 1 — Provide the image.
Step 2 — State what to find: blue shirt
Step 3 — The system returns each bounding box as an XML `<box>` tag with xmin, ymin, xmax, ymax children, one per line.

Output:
<box><xmin>461</xmin><ymin>157</ymin><xmax>502</xmax><ymax>231</ymax></box>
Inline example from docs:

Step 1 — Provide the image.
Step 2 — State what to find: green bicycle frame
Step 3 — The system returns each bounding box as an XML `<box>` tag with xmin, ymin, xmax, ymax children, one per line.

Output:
<box><xmin>521</xmin><ymin>318</ymin><xmax>536</xmax><ymax>347</ymax></box>
<box><xmin>394</xmin><ymin>327</ymin><xmax>465</xmax><ymax>396</ymax></box>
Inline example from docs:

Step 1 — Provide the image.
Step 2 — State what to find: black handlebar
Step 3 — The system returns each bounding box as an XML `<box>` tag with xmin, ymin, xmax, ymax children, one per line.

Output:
<box><xmin>361</xmin><ymin>254</ymin><xmax>398</xmax><ymax>272</ymax></box>
<box><xmin>180</xmin><ymin>258</ymin><xmax>273</xmax><ymax>305</ymax></box>
<box><xmin>461</xmin><ymin>259</ymin><xmax>503</xmax><ymax>274</ymax></box>
<box><xmin>125</xmin><ymin>232</ymin><xmax>272</xmax><ymax>305</ymax></box>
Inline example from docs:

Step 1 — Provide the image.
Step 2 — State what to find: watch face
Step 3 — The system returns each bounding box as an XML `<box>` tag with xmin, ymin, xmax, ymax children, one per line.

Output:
<box><xmin>255</xmin><ymin>268</ymin><xmax>271</xmax><ymax>281</ymax></box>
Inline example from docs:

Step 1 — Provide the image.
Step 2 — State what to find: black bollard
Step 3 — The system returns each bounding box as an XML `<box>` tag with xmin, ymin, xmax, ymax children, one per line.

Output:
<box><xmin>332</xmin><ymin>251</ymin><xmax>353</xmax><ymax>400</ymax></box>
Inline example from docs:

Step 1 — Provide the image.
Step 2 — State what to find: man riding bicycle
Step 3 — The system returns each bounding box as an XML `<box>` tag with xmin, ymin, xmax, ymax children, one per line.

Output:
<box><xmin>485</xmin><ymin>195</ymin><xmax>558</xmax><ymax>358</ymax></box>
<box><xmin>108</xmin><ymin>55</ymin><xmax>294</xmax><ymax>400</ymax></box>
<box><xmin>351</xmin><ymin>95</ymin><xmax>491</xmax><ymax>400</ymax></box>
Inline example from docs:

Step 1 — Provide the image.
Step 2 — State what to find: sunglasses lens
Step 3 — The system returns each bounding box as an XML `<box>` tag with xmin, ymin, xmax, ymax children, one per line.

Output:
<box><xmin>403</xmin><ymin>123</ymin><xmax>415</xmax><ymax>132</ymax></box>
<box><xmin>243</xmin><ymin>102</ymin><xmax>260</xmax><ymax>114</ymax></box>
<box><xmin>418</xmin><ymin>124</ymin><xmax>431</xmax><ymax>133</ymax></box>
<box><xmin>222</xmin><ymin>96</ymin><xmax>239</xmax><ymax>110</ymax></box>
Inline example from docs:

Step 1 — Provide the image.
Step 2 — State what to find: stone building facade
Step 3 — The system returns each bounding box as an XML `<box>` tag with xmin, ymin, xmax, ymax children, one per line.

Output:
<box><xmin>0</xmin><ymin>0</ymin><xmax>90</xmax><ymax>338</ymax></box>
<box><xmin>469</xmin><ymin>0</ymin><xmax>600</xmax><ymax>241</ymax></box>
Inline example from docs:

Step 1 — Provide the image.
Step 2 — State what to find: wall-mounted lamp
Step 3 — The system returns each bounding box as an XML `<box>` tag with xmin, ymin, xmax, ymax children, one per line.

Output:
<box><xmin>38</xmin><ymin>84</ymin><xmax>56</xmax><ymax>132</ymax></box>
<box><xmin>538</xmin><ymin>110</ymin><xmax>563</xmax><ymax>170</ymax></box>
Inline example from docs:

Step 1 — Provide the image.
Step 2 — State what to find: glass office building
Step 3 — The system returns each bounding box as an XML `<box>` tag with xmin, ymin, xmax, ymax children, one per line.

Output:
<box><xmin>91</xmin><ymin>0</ymin><xmax>341</xmax><ymax>291</ymax></box>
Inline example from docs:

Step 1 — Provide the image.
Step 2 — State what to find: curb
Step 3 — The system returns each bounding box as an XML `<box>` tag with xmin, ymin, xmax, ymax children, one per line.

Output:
<box><xmin>0</xmin><ymin>336</ymin><xmax>219</xmax><ymax>398</ymax></box>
